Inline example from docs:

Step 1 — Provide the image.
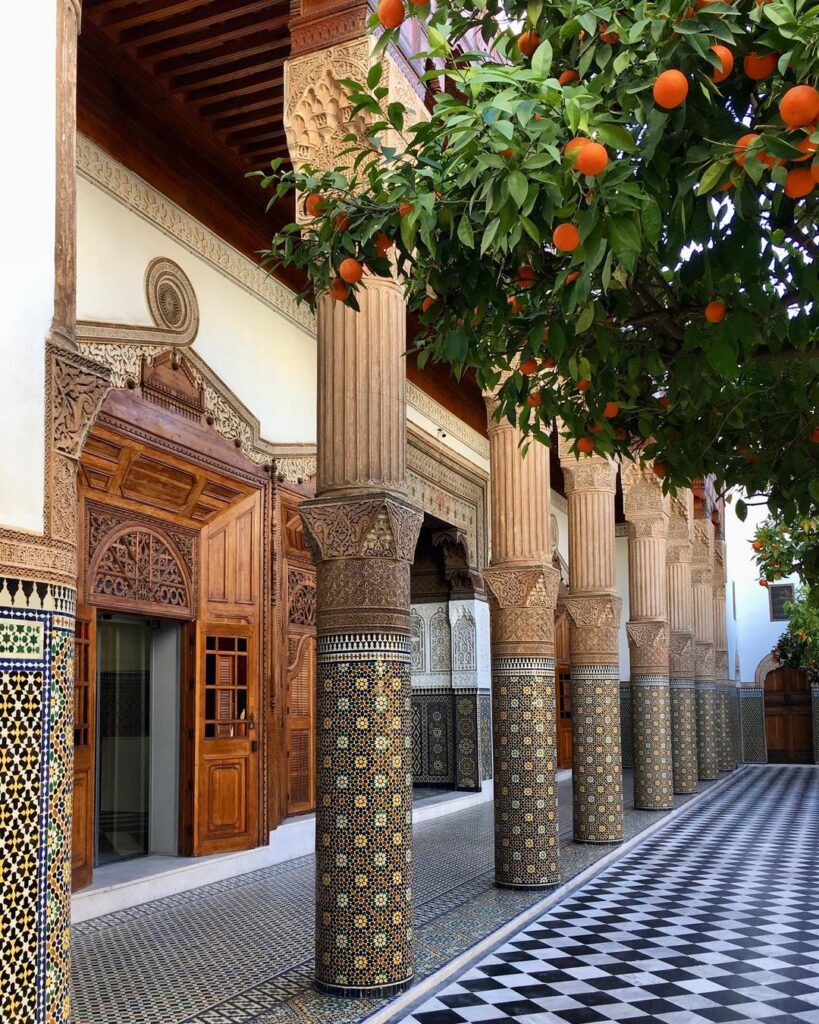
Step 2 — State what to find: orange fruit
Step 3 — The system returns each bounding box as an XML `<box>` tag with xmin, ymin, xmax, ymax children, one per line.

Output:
<box><xmin>733</xmin><ymin>132</ymin><xmax>760</xmax><ymax>167</ymax></box>
<box><xmin>564</xmin><ymin>136</ymin><xmax>590</xmax><ymax>157</ymax></box>
<box><xmin>508</xmin><ymin>295</ymin><xmax>523</xmax><ymax>315</ymax></box>
<box><xmin>520</xmin><ymin>357</ymin><xmax>538</xmax><ymax>375</ymax></box>
<box><xmin>500</xmin><ymin>147</ymin><xmax>514</xmax><ymax>158</ymax></box>
<box><xmin>780</xmin><ymin>85</ymin><xmax>819</xmax><ymax>128</ymax></box>
<box><xmin>577</xmin><ymin>377</ymin><xmax>590</xmax><ymax>392</ymax></box>
<box><xmin>658</xmin><ymin>395</ymin><xmax>670</xmax><ymax>409</ymax></box>
<box><xmin>811</xmin><ymin>426</ymin><xmax>819</xmax><ymax>443</ymax></box>
<box><xmin>398</xmin><ymin>201</ymin><xmax>414</xmax><ymax>217</ymax></box>
<box><xmin>705</xmin><ymin>300</ymin><xmax>726</xmax><ymax>323</ymax></box>
<box><xmin>542</xmin><ymin>356</ymin><xmax>556</xmax><ymax>370</ymax></box>
<box><xmin>375</xmin><ymin>232</ymin><xmax>394</xmax><ymax>256</ymax></box>
<box><xmin>517</xmin><ymin>30</ymin><xmax>541</xmax><ymax>57</ymax></box>
<box><xmin>577</xmin><ymin>437</ymin><xmax>595</xmax><ymax>454</ymax></box>
<box><xmin>516</xmin><ymin>266</ymin><xmax>538</xmax><ymax>289</ymax></box>
<box><xmin>812</xmin><ymin>162</ymin><xmax>819</xmax><ymax>183</ymax></box>
<box><xmin>590</xmin><ymin>423</ymin><xmax>603</xmax><ymax>433</ymax></box>
<box><xmin>553</xmin><ymin>223</ymin><xmax>580</xmax><ymax>252</ymax></box>
<box><xmin>421</xmin><ymin>296</ymin><xmax>436</xmax><ymax>313</ymax></box>
<box><xmin>378</xmin><ymin>0</ymin><xmax>405</xmax><ymax>29</ymax></box>
<box><xmin>653</xmin><ymin>69</ymin><xmax>688</xmax><ymax>109</ymax></box>
<box><xmin>334</xmin><ymin>212</ymin><xmax>351</xmax><ymax>232</ymax></box>
<box><xmin>339</xmin><ymin>258</ymin><xmax>363</xmax><ymax>284</ymax></box>
<box><xmin>653</xmin><ymin>461</ymin><xmax>668</xmax><ymax>477</ymax></box>
<box><xmin>559</xmin><ymin>69</ymin><xmax>579</xmax><ymax>85</ymax></box>
<box><xmin>305</xmin><ymin>193</ymin><xmax>325</xmax><ymax>218</ymax></box>
<box><xmin>574</xmin><ymin>141</ymin><xmax>609</xmax><ymax>175</ymax></box>
<box><xmin>566</xmin><ymin>271</ymin><xmax>581</xmax><ymax>283</ymax></box>
<box><xmin>784</xmin><ymin>167</ymin><xmax>815</xmax><ymax>198</ymax></box>
<box><xmin>743</xmin><ymin>52</ymin><xmax>778</xmax><ymax>81</ymax></box>
<box><xmin>599</xmin><ymin>22</ymin><xmax>619</xmax><ymax>43</ymax></box>
<box><xmin>752</xmin><ymin>541</ymin><xmax>762</xmax><ymax>551</ymax></box>
<box><xmin>603</xmin><ymin>402</ymin><xmax>619</xmax><ymax>419</ymax></box>
<box><xmin>527</xmin><ymin>392</ymin><xmax>543</xmax><ymax>408</ymax></box>
<box><xmin>615</xmin><ymin>427</ymin><xmax>628</xmax><ymax>441</ymax></box>
<box><xmin>329</xmin><ymin>278</ymin><xmax>350</xmax><ymax>302</ymax></box>
<box><xmin>759</xmin><ymin>579</ymin><xmax>769</xmax><ymax>588</ymax></box>
<box><xmin>710</xmin><ymin>44</ymin><xmax>734</xmax><ymax>83</ymax></box>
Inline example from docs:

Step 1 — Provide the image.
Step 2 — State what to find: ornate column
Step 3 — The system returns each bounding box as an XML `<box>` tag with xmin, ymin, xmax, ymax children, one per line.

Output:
<box><xmin>621</xmin><ymin>462</ymin><xmax>674</xmax><ymax>811</ymax></box>
<box><xmin>559</xmin><ymin>441</ymin><xmax>624</xmax><ymax>844</ymax></box>
<box><xmin>692</xmin><ymin>502</ymin><xmax>719</xmax><ymax>780</ymax></box>
<box><xmin>666</xmin><ymin>489</ymin><xmax>698</xmax><ymax>794</ymax></box>
<box><xmin>713</xmin><ymin>536</ymin><xmax>734</xmax><ymax>771</ymax></box>
<box><xmin>483</xmin><ymin>399</ymin><xmax>560</xmax><ymax>888</ymax></box>
<box><xmin>286</xmin><ymin>16</ymin><xmax>428</xmax><ymax>997</ymax></box>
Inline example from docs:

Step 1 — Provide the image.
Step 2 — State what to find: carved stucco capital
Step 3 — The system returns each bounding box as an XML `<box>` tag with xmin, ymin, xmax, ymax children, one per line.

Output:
<box><xmin>300</xmin><ymin>491</ymin><xmax>423</xmax><ymax>564</ymax></box>
<box><xmin>50</xmin><ymin>342</ymin><xmax>111</xmax><ymax>461</ymax></box>
<box><xmin>483</xmin><ymin>563</ymin><xmax>560</xmax><ymax>610</ymax></box>
<box><xmin>668</xmin><ymin>630</ymin><xmax>695</xmax><ymax>677</ymax></box>
<box><xmin>562</xmin><ymin>593</ymin><xmax>622</xmax><ymax>662</ymax></box>
<box><xmin>626</xmin><ymin>619</ymin><xmax>670</xmax><ymax>672</ymax></box>
<box><xmin>620</xmin><ymin>460</ymin><xmax>670</xmax><ymax>522</ymax></box>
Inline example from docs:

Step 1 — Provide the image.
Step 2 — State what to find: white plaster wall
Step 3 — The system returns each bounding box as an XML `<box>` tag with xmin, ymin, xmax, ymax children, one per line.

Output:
<box><xmin>0</xmin><ymin>5</ymin><xmax>55</xmax><ymax>530</ymax></box>
<box><xmin>76</xmin><ymin>177</ymin><xmax>317</xmax><ymax>444</ymax></box>
<box><xmin>615</xmin><ymin>533</ymin><xmax>631</xmax><ymax>678</ymax></box>
<box><xmin>724</xmin><ymin>499</ymin><xmax>800</xmax><ymax>682</ymax></box>
<box><xmin>551</xmin><ymin>497</ymin><xmax>569</xmax><ymax>566</ymax></box>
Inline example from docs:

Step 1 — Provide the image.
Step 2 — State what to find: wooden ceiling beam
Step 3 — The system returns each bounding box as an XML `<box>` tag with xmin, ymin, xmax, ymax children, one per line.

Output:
<box><xmin>225</xmin><ymin>123</ymin><xmax>287</xmax><ymax>146</ymax></box>
<box><xmin>157</xmin><ymin>35</ymin><xmax>281</xmax><ymax>80</ymax></box>
<box><xmin>210</xmin><ymin>104</ymin><xmax>283</xmax><ymax>134</ymax></box>
<box><xmin>100</xmin><ymin>0</ymin><xmax>203</xmax><ymax>32</ymax></box>
<box><xmin>199</xmin><ymin>88</ymin><xmax>283</xmax><ymax>120</ymax></box>
<box><xmin>120</xmin><ymin>0</ymin><xmax>271</xmax><ymax>49</ymax></box>
<box><xmin>186</xmin><ymin>69</ymin><xmax>284</xmax><ymax>106</ymax></box>
<box><xmin>130</xmin><ymin>11</ymin><xmax>288</xmax><ymax>63</ymax></box>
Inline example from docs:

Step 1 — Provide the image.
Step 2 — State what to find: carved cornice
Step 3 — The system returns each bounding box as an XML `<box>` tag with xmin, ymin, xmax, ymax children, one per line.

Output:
<box><xmin>77</xmin><ymin>136</ymin><xmax>314</xmax><ymax>334</ymax></box>
<box><xmin>407</xmin><ymin>382</ymin><xmax>489</xmax><ymax>462</ymax></box>
<box><xmin>289</xmin><ymin>0</ymin><xmax>369</xmax><ymax>56</ymax></box>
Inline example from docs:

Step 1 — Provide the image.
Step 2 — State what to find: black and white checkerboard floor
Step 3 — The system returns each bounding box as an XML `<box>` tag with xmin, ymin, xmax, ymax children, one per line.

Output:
<box><xmin>399</xmin><ymin>766</ymin><xmax>819</xmax><ymax>1024</ymax></box>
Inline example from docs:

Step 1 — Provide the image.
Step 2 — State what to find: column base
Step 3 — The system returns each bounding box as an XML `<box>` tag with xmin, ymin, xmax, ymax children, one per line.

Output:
<box><xmin>315</xmin><ymin>977</ymin><xmax>415</xmax><ymax>999</ymax></box>
<box><xmin>573</xmin><ymin>835</ymin><xmax>624</xmax><ymax>846</ymax></box>
<box><xmin>673</xmin><ymin>786</ymin><xmax>699</xmax><ymax>795</ymax></box>
<box><xmin>698</xmin><ymin>773</ymin><xmax>720</xmax><ymax>782</ymax></box>
<box><xmin>634</xmin><ymin>803</ymin><xmax>674</xmax><ymax>812</ymax></box>
<box><xmin>495</xmin><ymin>879</ymin><xmax>559</xmax><ymax>892</ymax></box>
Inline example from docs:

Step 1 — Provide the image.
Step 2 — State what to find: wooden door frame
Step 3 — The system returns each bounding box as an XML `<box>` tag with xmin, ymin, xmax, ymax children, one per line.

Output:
<box><xmin>764</xmin><ymin>665</ymin><xmax>814</xmax><ymax>764</ymax></box>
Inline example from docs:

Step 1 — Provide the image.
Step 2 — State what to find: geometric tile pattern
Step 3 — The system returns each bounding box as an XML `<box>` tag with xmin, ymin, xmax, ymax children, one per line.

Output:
<box><xmin>478</xmin><ymin>692</ymin><xmax>493</xmax><ymax>782</ymax></box>
<box><xmin>0</xmin><ymin>581</ymin><xmax>75</xmax><ymax>1024</ymax></box>
<box><xmin>411</xmin><ymin>690</ymin><xmax>455</xmax><ymax>787</ymax></box>
<box><xmin>314</xmin><ymin>633</ymin><xmax>414</xmax><ymax>996</ymax></box>
<box><xmin>71</xmin><ymin>771</ymin><xmax>716</xmax><ymax>1024</ymax></box>
<box><xmin>455</xmin><ymin>691</ymin><xmax>482</xmax><ymax>793</ymax></box>
<box><xmin>718</xmin><ymin>687</ymin><xmax>734</xmax><ymax>772</ymax></box>
<box><xmin>618</xmin><ymin>683</ymin><xmax>633</xmax><ymax>769</ymax></box>
<box><xmin>571</xmin><ymin>669</ymin><xmax>624</xmax><ymax>843</ymax></box>
<box><xmin>492</xmin><ymin>658</ymin><xmax>558</xmax><ymax>889</ymax></box>
<box><xmin>631</xmin><ymin>676</ymin><xmax>674</xmax><ymax>810</ymax></box>
<box><xmin>669</xmin><ymin>680</ymin><xmax>699</xmax><ymax>794</ymax></box>
<box><xmin>401</xmin><ymin>765</ymin><xmax>819</xmax><ymax>1024</ymax></box>
<box><xmin>813</xmin><ymin>687</ymin><xmax>819</xmax><ymax>767</ymax></box>
<box><xmin>740</xmin><ymin>687</ymin><xmax>767</xmax><ymax>764</ymax></box>
<box><xmin>696</xmin><ymin>685</ymin><xmax>720</xmax><ymax>780</ymax></box>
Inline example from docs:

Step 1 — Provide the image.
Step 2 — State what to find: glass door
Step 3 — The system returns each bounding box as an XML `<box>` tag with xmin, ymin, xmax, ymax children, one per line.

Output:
<box><xmin>96</xmin><ymin>617</ymin><xmax>151</xmax><ymax>865</ymax></box>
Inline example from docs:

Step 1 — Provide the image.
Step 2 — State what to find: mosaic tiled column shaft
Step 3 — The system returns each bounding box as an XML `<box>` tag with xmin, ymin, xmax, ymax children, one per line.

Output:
<box><xmin>692</xmin><ymin>516</ymin><xmax>719</xmax><ymax>780</ymax></box>
<box><xmin>559</xmin><ymin>444</ymin><xmax>624</xmax><ymax>844</ymax></box>
<box><xmin>622</xmin><ymin>462</ymin><xmax>673</xmax><ymax>811</ymax></box>
<box><xmin>713</xmin><ymin>539</ymin><xmax>734</xmax><ymax>772</ymax></box>
<box><xmin>666</xmin><ymin>489</ymin><xmax>698</xmax><ymax>795</ymax></box>
<box><xmin>300</xmin><ymin>275</ymin><xmax>423</xmax><ymax>997</ymax></box>
<box><xmin>483</xmin><ymin>401</ymin><xmax>560</xmax><ymax>889</ymax></box>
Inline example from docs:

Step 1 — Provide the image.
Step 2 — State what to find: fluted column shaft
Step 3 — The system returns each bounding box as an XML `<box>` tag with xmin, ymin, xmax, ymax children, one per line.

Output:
<box><xmin>666</xmin><ymin>489</ymin><xmax>698</xmax><ymax>794</ymax></box>
<box><xmin>559</xmin><ymin>442</ymin><xmax>624</xmax><ymax>844</ymax></box>
<box><xmin>484</xmin><ymin>403</ymin><xmax>560</xmax><ymax>888</ymax></box>
<box><xmin>622</xmin><ymin>463</ymin><xmax>673</xmax><ymax>811</ymax></box>
<box><xmin>692</xmin><ymin>516</ymin><xmax>719</xmax><ymax>780</ymax></box>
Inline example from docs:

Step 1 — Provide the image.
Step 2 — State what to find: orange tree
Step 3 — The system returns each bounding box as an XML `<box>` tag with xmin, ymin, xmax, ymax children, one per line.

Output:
<box><xmin>754</xmin><ymin>510</ymin><xmax>819</xmax><ymax>593</ymax></box>
<box><xmin>257</xmin><ymin>0</ymin><xmax>819</xmax><ymax>520</ymax></box>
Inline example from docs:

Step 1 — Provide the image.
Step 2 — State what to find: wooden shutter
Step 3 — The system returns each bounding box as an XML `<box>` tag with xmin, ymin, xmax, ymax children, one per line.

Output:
<box><xmin>72</xmin><ymin>606</ymin><xmax>97</xmax><ymax>891</ymax></box>
<box><xmin>285</xmin><ymin>634</ymin><xmax>315</xmax><ymax>814</ymax></box>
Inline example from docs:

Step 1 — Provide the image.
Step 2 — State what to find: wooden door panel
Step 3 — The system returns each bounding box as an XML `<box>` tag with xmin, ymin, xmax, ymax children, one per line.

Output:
<box><xmin>206</xmin><ymin>528</ymin><xmax>228</xmax><ymax>603</ymax></box>
<box><xmin>764</xmin><ymin>666</ymin><xmax>814</xmax><ymax>764</ymax></box>
<box><xmin>234</xmin><ymin>507</ymin><xmax>254</xmax><ymax>604</ymax></box>
<box><xmin>72</xmin><ymin>606</ymin><xmax>97</xmax><ymax>891</ymax></box>
<box><xmin>555</xmin><ymin>664</ymin><xmax>572</xmax><ymax>770</ymax></box>
<box><xmin>285</xmin><ymin>634</ymin><xmax>315</xmax><ymax>815</ymax></box>
<box><xmin>202</xmin><ymin>757</ymin><xmax>248</xmax><ymax>836</ymax></box>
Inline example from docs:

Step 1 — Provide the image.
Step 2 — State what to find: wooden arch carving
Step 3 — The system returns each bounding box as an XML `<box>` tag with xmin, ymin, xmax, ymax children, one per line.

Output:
<box><xmin>87</xmin><ymin>521</ymin><xmax>196</xmax><ymax>619</ymax></box>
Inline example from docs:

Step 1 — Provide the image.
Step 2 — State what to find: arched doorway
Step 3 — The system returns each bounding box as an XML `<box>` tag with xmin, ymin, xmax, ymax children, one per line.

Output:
<box><xmin>764</xmin><ymin>666</ymin><xmax>813</xmax><ymax>763</ymax></box>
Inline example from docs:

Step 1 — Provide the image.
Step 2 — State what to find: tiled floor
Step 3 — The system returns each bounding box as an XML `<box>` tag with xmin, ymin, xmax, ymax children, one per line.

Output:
<box><xmin>400</xmin><ymin>766</ymin><xmax>819</xmax><ymax>1024</ymax></box>
<box><xmin>71</xmin><ymin>771</ymin><xmax>718</xmax><ymax>1024</ymax></box>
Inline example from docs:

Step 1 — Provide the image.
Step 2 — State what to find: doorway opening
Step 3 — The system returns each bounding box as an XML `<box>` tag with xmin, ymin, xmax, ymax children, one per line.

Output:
<box><xmin>764</xmin><ymin>665</ymin><xmax>814</xmax><ymax>764</ymax></box>
<box><xmin>96</xmin><ymin>614</ymin><xmax>181</xmax><ymax>867</ymax></box>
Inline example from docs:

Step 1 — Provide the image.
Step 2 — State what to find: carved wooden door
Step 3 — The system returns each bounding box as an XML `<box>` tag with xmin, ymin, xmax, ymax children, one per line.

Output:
<box><xmin>285</xmin><ymin>634</ymin><xmax>315</xmax><ymax>814</ymax></box>
<box><xmin>72</xmin><ymin>605</ymin><xmax>97</xmax><ymax>891</ymax></box>
<box><xmin>193</xmin><ymin>491</ymin><xmax>262</xmax><ymax>855</ymax></box>
<box><xmin>765</xmin><ymin>666</ymin><xmax>813</xmax><ymax>763</ymax></box>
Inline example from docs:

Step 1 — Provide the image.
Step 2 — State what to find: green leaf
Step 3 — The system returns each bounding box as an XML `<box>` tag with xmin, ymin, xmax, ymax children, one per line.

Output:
<box><xmin>366</xmin><ymin>63</ymin><xmax>383</xmax><ymax>90</ymax></box>
<box><xmin>706</xmin><ymin>331</ymin><xmax>739</xmax><ymax>379</ymax></box>
<box><xmin>531</xmin><ymin>38</ymin><xmax>553</xmax><ymax>79</ymax></box>
<box><xmin>576</xmin><ymin>304</ymin><xmax>595</xmax><ymax>334</ymax></box>
<box><xmin>457</xmin><ymin>215</ymin><xmax>475</xmax><ymax>247</ymax></box>
<box><xmin>736</xmin><ymin>498</ymin><xmax>748</xmax><ymax>523</ymax></box>
<box><xmin>508</xmin><ymin>170</ymin><xmax>529</xmax><ymax>207</ymax></box>
<box><xmin>594</xmin><ymin>123</ymin><xmax>636</xmax><ymax>153</ymax></box>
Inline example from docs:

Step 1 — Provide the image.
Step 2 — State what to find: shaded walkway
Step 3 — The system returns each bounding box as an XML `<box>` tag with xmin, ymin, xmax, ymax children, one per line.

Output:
<box><xmin>71</xmin><ymin>771</ymin><xmax>717</xmax><ymax>1024</ymax></box>
<box><xmin>400</xmin><ymin>766</ymin><xmax>819</xmax><ymax>1024</ymax></box>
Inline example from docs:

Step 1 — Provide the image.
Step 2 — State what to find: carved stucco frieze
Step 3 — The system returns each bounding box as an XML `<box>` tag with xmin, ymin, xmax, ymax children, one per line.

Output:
<box><xmin>50</xmin><ymin>346</ymin><xmax>111</xmax><ymax>461</ymax></box>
